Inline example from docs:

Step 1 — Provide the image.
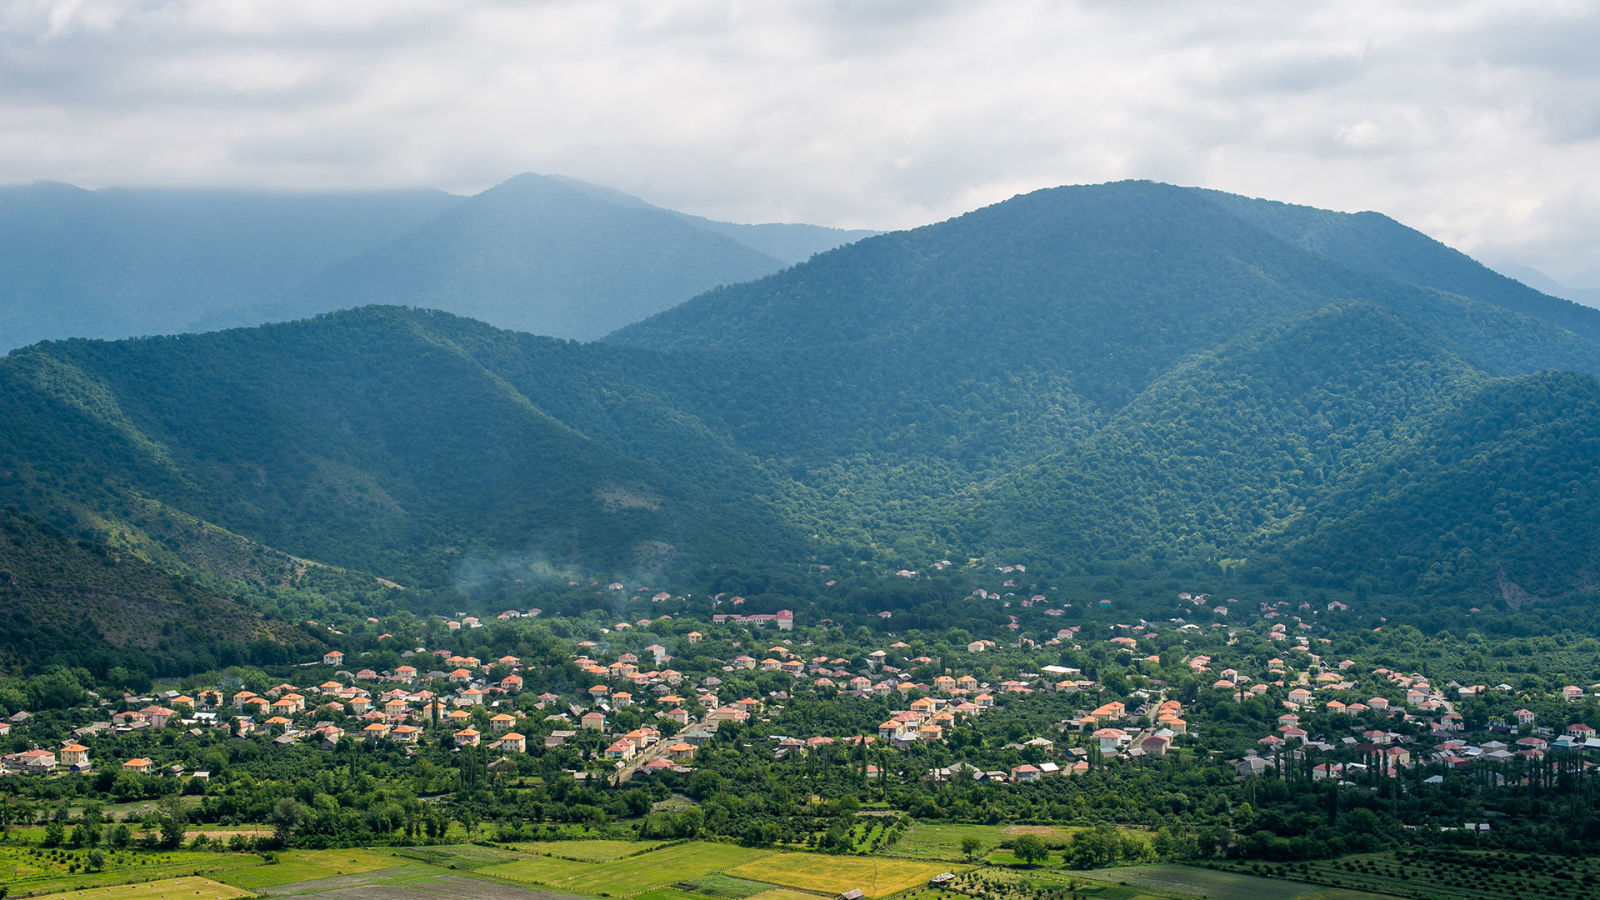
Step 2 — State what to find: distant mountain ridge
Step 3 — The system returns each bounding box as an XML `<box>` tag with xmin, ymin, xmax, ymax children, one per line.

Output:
<box><xmin>0</xmin><ymin>175</ymin><xmax>875</xmax><ymax>351</ymax></box>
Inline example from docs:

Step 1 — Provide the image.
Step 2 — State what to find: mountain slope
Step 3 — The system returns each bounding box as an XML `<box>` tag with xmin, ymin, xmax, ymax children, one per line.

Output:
<box><xmin>0</xmin><ymin>507</ymin><xmax>317</xmax><ymax>675</ymax></box>
<box><xmin>0</xmin><ymin>181</ymin><xmax>1596</xmax><ymax>621</ymax></box>
<box><xmin>1193</xmin><ymin>188</ymin><xmax>1600</xmax><ymax>345</ymax></box>
<box><xmin>0</xmin><ymin>308</ymin><xmax>805</xmax><ymax>588</ymax></box>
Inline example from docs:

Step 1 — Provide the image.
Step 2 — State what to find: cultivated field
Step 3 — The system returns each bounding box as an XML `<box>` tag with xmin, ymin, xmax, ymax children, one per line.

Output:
<box><xmin>885</xmin><ymin>823</ymin><xmax>1087</xmax><ymax>861</ymax></box>
<box><xmin>28</xmin><ymin>875</ymin><xmax>252</xmax><ymax>900</ymax></box>
<box><xmin>483</xmin><ymin>840</ymin><xmax>775</xmax><ymax>896</ymax></box>
<box><xmin>1075</xmin><ymin>864</ymin><xmax>1393</xmax><ymax>900</ymax></box>
<box><xmin>726</xmin><ymin>852</ymin><xmax>955</xmax><ymax>897</ymax></box>
<box><xmin>211</xmin><ymin>848</ymin><xmax>403</xmax><ymax>890</ymax></box>
<box><xmin>511</xmin><ymin>839</ymin><xmax>671</xmax><ymax>861</ymax></box>
<box><xmin>1238</xmin><ymin>850</ymin><xmax>1600</xmax><ymax>900</ymax></box>
<box><xmin>0</xmin><ymin>845</ymin><xmax>265</xmax><ymax>897</ymax></box>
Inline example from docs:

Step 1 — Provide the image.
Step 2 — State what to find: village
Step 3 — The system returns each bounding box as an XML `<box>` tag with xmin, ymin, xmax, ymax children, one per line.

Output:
<box><xmin>6</xmin><ymin>582</ymin><xmax>1599</xmax><ymax>803</ymax></box>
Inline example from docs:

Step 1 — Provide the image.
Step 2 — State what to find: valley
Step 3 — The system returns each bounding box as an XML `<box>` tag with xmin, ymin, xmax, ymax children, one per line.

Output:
<box><xmin>2</xmin><ymin>181</ymin><xmax>1599</xmax><ymax>899</ymax></box>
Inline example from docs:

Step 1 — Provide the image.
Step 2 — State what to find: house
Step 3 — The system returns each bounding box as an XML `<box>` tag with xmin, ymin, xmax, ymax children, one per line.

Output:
<box><xmin>580</xmin><ymin>711</ymin><xmax>607</xmax><ymax>730</ymax></box>
<box><xmin>490</xmin><ymin>713</ymin><xmax>517</xmax><ymax>732</ymax></box>
<box><xmin>604</xmin><ymin>739</ymin><xmax>636</xmax><ymax>761</ymax></box>
<box><xmin>58</xmin><ymin>744</ymin><xmax>89</xmax><ymax>768</ymax></box>
<box><xmin>122</xmin><ymin>758</ymin><xmax>154</xmax><ymax>775</ymax></box>
<box><xmin>494</xmin><ymin>733</ymin><xmax>527</xmax><ymax>753</ymax></box>
<box><xmin>5</xmin><ymin>749</ymin><xmax>57</xmax><ymax>772</ymax></box>
<box><xmin>1011</xmin><ymin>764</ymin><xmax>1041</xmax><ymax>782</ymax></box>
<box><xmin>323</xmin><ymin>650</ymin><xmax>345</xmax><ymax>667</ymax></box>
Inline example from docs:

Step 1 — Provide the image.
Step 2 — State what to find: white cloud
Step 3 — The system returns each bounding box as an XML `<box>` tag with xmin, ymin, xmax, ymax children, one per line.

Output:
<box><xmin>0</xmin><ymin>0</ymin><xmax>1595</xmax><ymax>281</ymax></box>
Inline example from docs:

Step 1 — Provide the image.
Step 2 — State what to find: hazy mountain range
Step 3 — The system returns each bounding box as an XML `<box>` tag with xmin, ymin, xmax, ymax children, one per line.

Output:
<box><xmin>0</xmin><ymin>174</ymin><xmax>874</xmax><ymax>351</ymax></box>
<box><xmin>2</xmin><ymin>179</ymin><xmax>1597</xmax><ymax>670</ymax></box>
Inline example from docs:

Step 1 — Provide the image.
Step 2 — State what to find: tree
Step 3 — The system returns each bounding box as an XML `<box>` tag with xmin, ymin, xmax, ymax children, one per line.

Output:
<box><xmin>158</xmin><ymin>795</ymin><xmax>186</xmax><ymax>850</ymax></box>
<box><xmin>270</xmin><ymin>798</ymin><xmax>304</xmax><ymax>846</ymax></box>
<box><xmin>961</xmin><ymin>835</ymin><xmax>984</xmax><ymax>861</ymax></box>
<box><xmin>1013</xmin><ymin>833</ymin><xmax>1050</xmax><ymax>866</ymax></box>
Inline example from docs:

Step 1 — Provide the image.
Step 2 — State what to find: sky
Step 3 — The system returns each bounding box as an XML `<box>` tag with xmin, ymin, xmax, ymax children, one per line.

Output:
<box><xmin>3</xmin><ymin>0</ymin><xmax>1597</xmax><ymax>287</ymax></box>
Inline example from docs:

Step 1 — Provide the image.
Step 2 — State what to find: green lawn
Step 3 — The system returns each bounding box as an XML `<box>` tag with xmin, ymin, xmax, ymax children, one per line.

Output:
<box><xmin>726</xmin><ymin>853</ymin><xmax>956</xmax><ymax>898</ymax></box>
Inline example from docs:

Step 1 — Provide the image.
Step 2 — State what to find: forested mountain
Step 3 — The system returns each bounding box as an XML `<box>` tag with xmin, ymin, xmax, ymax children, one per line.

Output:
<box><xmin>0</xmin><ymin>175</ymin><xmax>872</xmax><ymax>351</ymax></box>
<box><xmin>2</xmin><ymin>180</ymin><xmax>1597</xmax><ymax>648</ymax></box>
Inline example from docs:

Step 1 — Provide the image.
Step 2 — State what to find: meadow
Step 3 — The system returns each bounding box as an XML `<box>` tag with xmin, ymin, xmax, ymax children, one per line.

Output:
<box><xmin>726</xmin><ymin>852</ymin><xmax>955</xmax><ymax>897</ymax></box>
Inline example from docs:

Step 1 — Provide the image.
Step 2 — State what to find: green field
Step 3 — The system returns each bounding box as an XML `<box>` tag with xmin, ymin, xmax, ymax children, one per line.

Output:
<box><xmin>29</xmin><ymin>875</ymin><xmax>253</xmax><ymax>900</ymax></box>
<box><xmin>677</xmin><ymin>872</ymin><xmax>779</xmax><ymax>898</ymax></box>
<box><xmin>0</xmin><ymin>845</ymin><xmax>266</xmax><ymax>897</ymax></box>
<box><xmin>886</xmin><ymin>823</ymin><xmax>1088</xmax><ymax>861</ymax></box>
<box><xmin>484</xmin><ymin>840</ymin><xmax>775</xmax><ymax>896</ymax></box>
<box><xmin>1078</xmin><ymin>864</ymin><xmax>1395</xmax><ymax>899</ymax></box>
<box><xmin>726</xmin><ymin>852</ymin><xmax>955</xmax><ymax>897</ymax></box>
<box><xmin>511</xmin><ymin>839</ymin><xmax>670</xmax><ymax>861</ymax></box>
<box><xmin>211</xmin><ymin>848</ymin><xmax>403</xmax><ymax>890</ymax></box>
<box><xmin>394</xmin><ymin>844</ymin><xmax>528</xmax><ymax>870</ymax></box>
<box><xmin>1236</xmin><ymin>850</ymin><xmax>1600</xmax><ymax>900</ymax></box>
<box><xmin>745</xmin><ymin>890</ymin><xmax>826</xmax><ymax>900</ymax></box>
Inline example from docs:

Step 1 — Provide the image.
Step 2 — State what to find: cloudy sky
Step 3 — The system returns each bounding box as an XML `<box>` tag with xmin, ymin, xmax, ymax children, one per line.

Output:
<box><xmin>4</xmin><ymin>0</ymin><xmax>1597</xmax><ymax>285</ymax></box>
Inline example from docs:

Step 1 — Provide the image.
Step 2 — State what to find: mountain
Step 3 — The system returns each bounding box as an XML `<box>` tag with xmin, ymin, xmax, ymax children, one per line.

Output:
<box><xmin>268</xmin><ymin>174</ymin><xmax>869</xmax><ymax>340</ymax></box>
<box><xmin>0</xmin><ymin>507</ymin><xmax>317</xmax><ymax>675</ymax></box>
<box><xmin>0</xmin><ymin>182</ymin><xmax>462</xmax><ymax>351</ymax></box>
<box><xmin>1</xmin><ymin>180</ymin><xmax>1598</xmax><ymax>657</ymax></box>
<box><xmin>0</xmin><ymin>176</ymin><xmax>874</xmax><ymax>352</ymax></box>
<box><xmin>0</xmin><ymin>308</ymin><xmax>806</xmax><ymax>591</ymax></box>
<box><xmin>1485</xmin><ymin>262</ymin><xmax>1600</xmax><ymax>311</ymax></box>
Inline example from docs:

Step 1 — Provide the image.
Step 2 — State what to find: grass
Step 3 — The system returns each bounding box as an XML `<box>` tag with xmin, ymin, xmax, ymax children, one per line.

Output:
<box><xmin>745</xmin><ymin>890</ymin><xmax>827</xmax><ymax>900</ymax></box>
<box><xmin>26</xmin><ymin>875</ymin><xmax>252</xmax><ymax>900</ymax></box>
<box><xmin>393</xmin><ymin>844</ymin><xmax>526</xmax><ymax>870</ymax></box>
<box><xmin>637</xmin><ymin>890</ymin><xmax>719</xmax><ymax>900</ymax></box>
<box><xmin>884</xmin><ymin>824</ymin><xmax>1090</xmax><ymax>862</ymax></box>
<box><xmin>0</xmin><ymin>845</ymin><xmax>264</xmax><ymax>897</ymax></box>
<box><xmin>483</xmin><ymin>841</ymin><xmax>775</xmax><ymax>896</ymax></box>
<box><xmin>726</xmin><ymin>853</ymin><xmax>956</xmax><ymax>898</ymax></box>
<box><xmin>1236</xmin><ymin>849</ymin><xmax>1600</xmax><ymax>900</ymax></box>
<box><xmin>1075</xmin><ymin>864</ymin><xmax>1390</xmax><ymax>899</ymax></box>
<box><xmin>510</xmin><ymin>839</ymin><xmax>670</xmax><ymax>861</ymax></box>
<box><xmin>210</xmin><ymin>848</ymin><xmax>402</xmax><ymax>890</ymax></box>
<box><xmin>677</xmin><ymin>872</ymin><xmax>777</xmax><ymax>898</ymax></box>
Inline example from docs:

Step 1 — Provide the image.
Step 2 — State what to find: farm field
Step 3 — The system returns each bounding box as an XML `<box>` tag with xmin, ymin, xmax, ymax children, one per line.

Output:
<box><xmin>483</xmin><ymin>840</ymin><xmax>775</xmax><ymax>896</ymax></box>
<box><xmin>393</xmin><ymin>844</ymin><xmax>527</xmax><ymax>870</ymax></box>
<box><xmin>0</xmin><ymin>845</ymin><xmax>265</xmax><ymax>897</ymax></box>
<box><xmin>1235</xmin><ymin>850</ymin><xmax>1600</xmax><ymax>900</ymax></box>
<box><xmin>726</xmin><ymin>851</ymin><xmax>955</xmax><ymax>897</ymax></box>
<box><xmin>210</xmin><ymin>848</ymin><xmax>405</xmax><ymax>890</ymax></box>
<box><xmin>1076</xmin><ymin>864</ymin><xmax>1395</xmax><ymax>900</ymax></box>
<box><xmin>511</xmin><ymin>839</ymin><xmax>670</xmax><ymax>861</ymax></box>
<box><xmin>885</xmin><ymin>823</ymin><xmax>1092</xmax><ymax>861</ymax></box>
<box><xmin>28</xmin><ymin>875</ymin><xmax>252</xmax><ymax>900</ymax></box>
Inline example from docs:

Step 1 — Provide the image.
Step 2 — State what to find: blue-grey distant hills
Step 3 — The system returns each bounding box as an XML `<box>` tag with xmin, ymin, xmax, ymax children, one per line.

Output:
<box><xmin>0</xmin><ymin>174</ymin><xmax>875</xmax><ymax>351</ymax></box>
